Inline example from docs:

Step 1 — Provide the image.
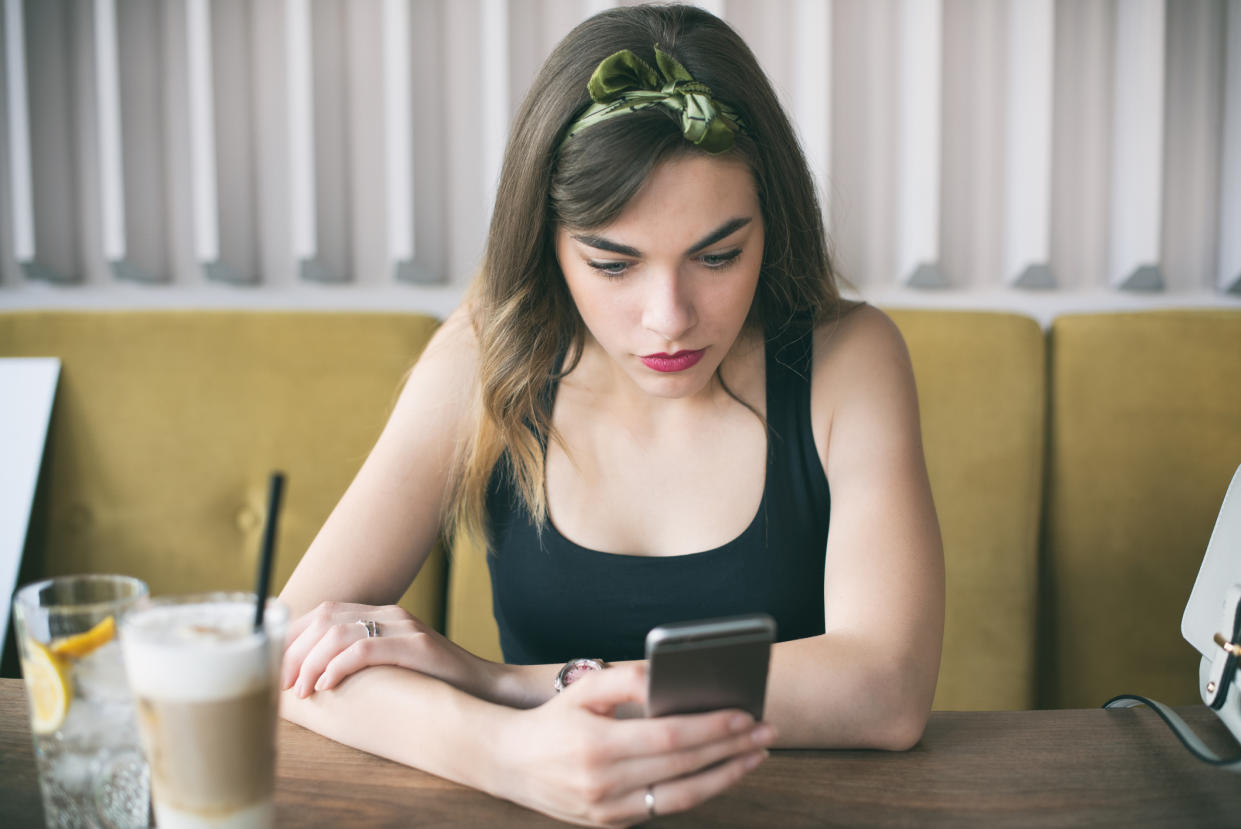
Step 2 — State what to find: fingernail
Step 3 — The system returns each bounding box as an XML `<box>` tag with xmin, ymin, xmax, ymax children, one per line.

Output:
<box><xmin>296</xmin><ymin>683</ymin><xmax>308</xmax><ymax>699</ymax></box>
<box><xmin>745</xmin><ymin>750</ymin><xmax>767</xmax><ymax>770</ymax></box>
<box><xmin>752</xmin><ymin>725</ymin><xmax>775</xmax><ymax>746</ymax></box>
<box><xmin>313</xmin><ymin>677</ymin><xmax>325</xmax><ymax>692</ymax></box>
<box><xmin>730</xmin><ymin>714</ymin><xmax>753</xmax><ymax>733</ymax></box>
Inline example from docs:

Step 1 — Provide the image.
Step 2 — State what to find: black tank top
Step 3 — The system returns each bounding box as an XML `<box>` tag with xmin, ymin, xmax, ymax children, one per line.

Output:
<box><xmin>484</xmin><ymin>326</ymin><xmax>830</xmax><ymax>664</ymax></box>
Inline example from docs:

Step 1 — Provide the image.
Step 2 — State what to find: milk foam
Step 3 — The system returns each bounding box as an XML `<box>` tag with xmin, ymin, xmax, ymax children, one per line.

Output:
<box><xmin>122</xmin><ymin>601</ymin><xmax>281</xmax><ymax>701</ymax></box>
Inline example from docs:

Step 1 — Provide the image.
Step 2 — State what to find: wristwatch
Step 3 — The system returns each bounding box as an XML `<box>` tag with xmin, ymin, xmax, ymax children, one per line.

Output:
<box><xmin>554</xmin><ymin>657</ymin><xmax>607</xmax><ymax>693</ymax></box>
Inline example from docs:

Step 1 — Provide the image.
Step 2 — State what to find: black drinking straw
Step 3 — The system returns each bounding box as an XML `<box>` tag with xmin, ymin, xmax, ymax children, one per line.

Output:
<box><xmin>253</xmin><ymin>471</ymin><xmax>285</xmax><ymax>630</ymax></box>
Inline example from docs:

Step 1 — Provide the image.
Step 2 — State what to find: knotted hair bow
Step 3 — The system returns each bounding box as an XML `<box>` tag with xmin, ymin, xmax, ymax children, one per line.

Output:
<box><xmin>561</xmin><ymin>46</ymin><xmax>746</xmax><ymax>154</ymax></box>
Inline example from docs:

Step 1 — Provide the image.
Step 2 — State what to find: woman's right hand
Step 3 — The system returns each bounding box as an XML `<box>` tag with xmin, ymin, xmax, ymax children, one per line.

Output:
<box><xmin>280</xmin><ymin>601</ymin><xmax>516</xmax><ymax>705</ymax></box>
<box><xmin>490</xmin><ymin>662</ymin><xmax>774</xmax><ymax>828</ymax></box>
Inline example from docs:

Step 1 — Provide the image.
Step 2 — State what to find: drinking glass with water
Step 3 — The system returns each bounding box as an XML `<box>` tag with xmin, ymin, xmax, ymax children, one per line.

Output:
<box><xmin>13</xmin><ymin>574</ymin><xmax>151</xmax><ymax>828</ymax></box>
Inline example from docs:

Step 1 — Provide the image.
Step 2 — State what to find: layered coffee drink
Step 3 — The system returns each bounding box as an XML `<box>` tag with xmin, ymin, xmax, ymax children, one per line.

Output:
<box><xmin>121</xmin><ymin>594</ymin><xmax>288</xmax><ymax>829</ymax></box>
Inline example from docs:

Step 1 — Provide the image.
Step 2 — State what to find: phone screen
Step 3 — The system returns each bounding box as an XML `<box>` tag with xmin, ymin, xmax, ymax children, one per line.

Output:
<box><xmin>645</xmin><ymin>613</ymin><xmax>775</xmax><ymax>718</ymax></box>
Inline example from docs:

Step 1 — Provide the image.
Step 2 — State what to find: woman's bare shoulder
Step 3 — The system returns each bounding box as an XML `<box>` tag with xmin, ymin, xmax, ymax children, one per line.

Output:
<box><xmin>388</xmin><ymin>302</ymin><xmax>480</xmax><ymax>440</ymax></box>
<box><xmin>419</xmin><ymin>302</ymin><xmax>479</xmax><ymax>364</ymax></box>
<box><xmin>807</xmin><ymin>301</ymin><xmax>921</xmax><ymax>454</ymax></box>
<box><xmin>812</xmin><ymin>302</ymin><xmax>911</xmax><ymax>374</ymax></box>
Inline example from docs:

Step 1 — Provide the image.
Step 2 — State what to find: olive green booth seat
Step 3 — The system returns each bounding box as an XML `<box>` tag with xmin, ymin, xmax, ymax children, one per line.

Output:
<box><xmin>7</xmin><ymin>307</ymin><xmax>1238</xmax><ymax>714</ymax></box>
<box><xmin>447</xmin><ymin>310</ymin><xmax>1048</xmax><ymax>712</ymax></box>
<box><xmin>1042</xmin><ymin>311</ymin><xmax>1241</xmax><ymax>709</ymax></box>
<box><xmin>0</xmin><ymin>310</ymin><xmax>445</xmax><ymax>635</ymax></box>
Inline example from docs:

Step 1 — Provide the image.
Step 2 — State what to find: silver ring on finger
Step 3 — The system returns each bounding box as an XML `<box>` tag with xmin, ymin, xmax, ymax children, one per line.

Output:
<box><xmin>645</xmin><ymin>784</ymin><xmax>656</xmax><ymax>818</ymax></box>
<box><xmin>357</xmin><ymin>618</ymin><xmax>380</xmax><ymax>638</ymax></box>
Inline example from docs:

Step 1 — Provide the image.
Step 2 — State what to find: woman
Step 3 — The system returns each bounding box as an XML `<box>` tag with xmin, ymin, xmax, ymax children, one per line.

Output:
<box><xmin>279</xmin><ymin>5</ymin><xmax>943</xmax><ymax>826</ymax></box>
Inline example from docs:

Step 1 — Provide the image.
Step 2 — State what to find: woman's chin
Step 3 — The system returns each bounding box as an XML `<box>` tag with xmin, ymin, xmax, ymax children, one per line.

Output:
<box><xmin>627</xmin><ymin>364</ymin><xmax>718</xmax><ymax>400</ymax></box>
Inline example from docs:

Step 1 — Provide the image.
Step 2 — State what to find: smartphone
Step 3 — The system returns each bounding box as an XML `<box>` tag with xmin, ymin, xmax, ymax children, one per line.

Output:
<box><xmin>645</xmin><ymin>613</ymin><xmax>776</xmax><ymax>719</ymax></box>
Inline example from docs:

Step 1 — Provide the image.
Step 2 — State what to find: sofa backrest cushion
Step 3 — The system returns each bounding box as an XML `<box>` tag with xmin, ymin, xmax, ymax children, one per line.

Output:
<box><xmin>1044</xmin><ymin>310</ymin><xmax>1241</xmax><ymax>708</ymax></box>
<box><xmin>0</xmin><ymin>310</ymin><xmax>444</xmax><ymax>627</ymax></box>
<box><xmin>889</xmin><ymin>310</ymin><xmax>1045</xmax><ymax>710</ymax></box>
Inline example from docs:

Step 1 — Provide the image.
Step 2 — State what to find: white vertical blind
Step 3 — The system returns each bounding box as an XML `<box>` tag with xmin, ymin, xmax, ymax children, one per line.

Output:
<box><xmin>442</xmin><ymin>0</ymin><xmax>487</xmax><ymax>293</ymax></box>
<box><xmin>92</xmin><ymin>0</ymin><xmax>125</xmax><ymax>266</ymax></box>
<box><xmin>159</xmin><ymin>0</ymin><xmax>200</xmax><ymax>286</ymax></box>
<box><xmin>307</xmin><ymin>0</ymin><xmax>348</xmax><ymax>283</ymax></box>
<box><xmin>830</xmin><ymin>0</ymin><xmax>899</xmax><ymax>299</ymax></box>
<box><xmin>185</xmin><ymin>0</ymin><xmax>220</xmax><ymax>269</ymax></box>
<box><xmin>384</xmin><ymin>0</ymin><xmax>415</xmax><ymax>281</ymax></box>
<box><xmin>1220</xmin><ymin>0</ymin><xmax>1241</xmax><ymax>294</ymax></box>
<box><xmin>3</xmin><ymin>0</ymin><xmax>34</xmax><ymax>264</ymax></box>
<box><xmin>251</xmin><ymin>0</ymin><xmax>292</xmax><ymax>289</ymax></box>
<box><xmin>941</xmin><ymin>0</ymin><xmax>1004</xmax><ymax>292</ymax></box>
<box><xmin>1049</xmin><ymin>0</ymin><xmax>1110</xmax><ymax>295</ymax></box>
<box><xmin>0</xmin><ymin>0</ymin><xmax>1237</xmax><ymax>317</ymax></box>
<box><xmin>1163</xmin><ymin>0</ymin><xmax>1226</xmax><ymax>295</ymax></box>
<box><xmin>792</xmin><ymin>0</ymin><xmax>832</xmax><ymax>224</ymax></box>
<box><xmin>408</xmin><ymin>0</ymin><xmax>447</xmax><ymax>284</ymax></box>
<box><xmin>286</xmin><ymin>0</ymin><xmax>315</xmax><ymax>267</ymax></box>
<box><xmin>344</xmin><ymin>0</ymin><xmax>387</xmax><ymax>287</ymax></box>
<box><xmin>480</xmin><ymin>0</ymin><xmax>509</xmax><ymax>221</ymax></box>
<box><xmin>1107</xmin><ymin>0</ymin><xmax>1165</xmax><ymax>291</ymax></box>
<box><xmin>116</xmin><ymin>0</ymin><xmax>169</xmax><ymax>283</ymax></box>
<box><xmin>1003</xmin><ymin>0</ymin><xmax>1054</xmax><ymax>288</ymax></box>
<box><xmin>209</xmin><ymin>0</ymin><xmax>261</xmax><ymax>283</ymax></box>
<box><xmin>896</xmin><ymin>0</ymin><xmax>945</xmax><ymax>288</ymax></box>
<box><xmin>21</xmin><ymin>0</ymin><xmax>79</xmax><ymax>282</ymax></box>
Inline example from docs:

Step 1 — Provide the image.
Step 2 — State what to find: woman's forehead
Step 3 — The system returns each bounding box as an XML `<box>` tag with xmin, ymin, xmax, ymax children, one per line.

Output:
<box><xmin>563</xmin><ymin>154</ymin><xmax>759</xmax><ymax>245</ymax></box>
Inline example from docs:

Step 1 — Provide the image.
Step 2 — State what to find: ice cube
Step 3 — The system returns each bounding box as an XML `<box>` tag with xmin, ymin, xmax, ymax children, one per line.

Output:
<box><xmin>75</xmin><ymin>641</ymin><xmax>132</xmax><ymax>704</ymax></box>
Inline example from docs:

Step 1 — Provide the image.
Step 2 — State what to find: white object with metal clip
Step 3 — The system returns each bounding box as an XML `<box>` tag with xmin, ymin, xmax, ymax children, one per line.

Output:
<box><xmin>1106</xmin><ymin>463</ymin><xmax>1241</xmax><ymax>768</ymax></box>
<box><xmin>1182</xmin><ymin>464</ymin><xmax>1241</xmax><ymax>743</ymax></box>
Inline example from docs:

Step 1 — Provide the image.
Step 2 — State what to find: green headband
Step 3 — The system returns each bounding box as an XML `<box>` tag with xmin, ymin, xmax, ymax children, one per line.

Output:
<box><xmin>561</xmin><ymin>46</ymin><xmax>746</xmax><ymax>154</ymax></box>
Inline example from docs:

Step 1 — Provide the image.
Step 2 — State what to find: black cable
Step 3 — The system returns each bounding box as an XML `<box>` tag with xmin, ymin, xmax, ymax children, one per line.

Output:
<box><xmin>1103</xmin><ymin>693</ymin><xmax>1241</xmax><ymax>768</ymax></box>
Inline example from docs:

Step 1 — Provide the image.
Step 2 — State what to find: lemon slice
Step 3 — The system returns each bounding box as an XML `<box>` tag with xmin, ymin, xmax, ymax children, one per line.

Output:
<box><xmin>50</xmin><ymin>615</ymin><xmax>116</xmax><ymax>660</ymax></box>
<box><xmin>21</xmin><ymin>639</ymin><xmax>71</xmax><ymax>735</ymax></box>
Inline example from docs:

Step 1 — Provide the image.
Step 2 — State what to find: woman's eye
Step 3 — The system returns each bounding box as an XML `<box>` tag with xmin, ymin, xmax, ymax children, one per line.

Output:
<box><xmin>587</xmin><ymin>260</ymin><xmax>630</xmax><ymax>277</ymax></box>
<box><xmin>700</xmin><ymin>249</ymin><xmax>742</xmax><ymax>269</ymax></box>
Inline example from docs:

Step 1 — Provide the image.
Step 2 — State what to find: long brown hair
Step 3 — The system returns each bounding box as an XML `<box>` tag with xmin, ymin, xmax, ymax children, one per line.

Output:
<box><xmin>449</xmin><ymin>3</ymin><xmax>841</xmax><ymax>549</ymax></box>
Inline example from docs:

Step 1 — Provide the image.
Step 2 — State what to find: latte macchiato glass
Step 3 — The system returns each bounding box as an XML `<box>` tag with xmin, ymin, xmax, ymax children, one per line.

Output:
<box><xmin>120</xmin><ymin>593</ymin><xmax>288</xmax><ymax>829</ymax></box>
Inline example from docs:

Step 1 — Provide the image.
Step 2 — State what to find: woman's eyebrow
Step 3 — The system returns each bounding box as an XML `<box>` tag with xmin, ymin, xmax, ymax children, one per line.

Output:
<box><xmin>571</xmin><ymin>234</ymin><xmax>640</xmax><ymax>257</ymax></box>
<box><xmin>571</xmin><ymin>216</ymin><xmax>753</xmax><ymax>258</ymax></box>
<box><xmin>685</xmin><ymin>217</ymin><xmax>751</xmax><ymax>255</ymax></box>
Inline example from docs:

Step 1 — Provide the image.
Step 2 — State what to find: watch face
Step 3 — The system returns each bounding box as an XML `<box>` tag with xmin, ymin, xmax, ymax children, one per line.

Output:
<box><xmin>557</xmin><ymin>658</ymin><xmax>605</xmax><ymax>691</ymax></box>
<box><xmin>563</xmin><ymin>662</ymin><xmax>598</xmax><ymax>686</ymax></box>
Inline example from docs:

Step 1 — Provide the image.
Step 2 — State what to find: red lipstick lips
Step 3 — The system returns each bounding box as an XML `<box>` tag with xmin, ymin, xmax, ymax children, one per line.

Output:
<box><xmin>639</xmin><ymin>349</ymin><xmax>706</xmax><ymax>373</ymax></box>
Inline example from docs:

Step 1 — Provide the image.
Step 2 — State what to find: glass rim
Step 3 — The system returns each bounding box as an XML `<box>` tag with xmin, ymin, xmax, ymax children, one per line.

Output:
<box><xmin>14</xmin><ymin>574</ymin><xmax>149</xmax><ymax>615</ymax></box>
<box><xmin>123</xmin><ymin>592</ymin><xmax>289</xmax><ymax>625</ymax></box>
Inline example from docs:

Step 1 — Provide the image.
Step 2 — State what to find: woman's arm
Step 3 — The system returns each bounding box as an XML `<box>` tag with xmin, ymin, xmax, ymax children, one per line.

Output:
<box><xmin>278</xmin><ymin>303</ymin><xmax>555</xmax><ymax>707</ymax></box>
<box><xmin>279</xmin><ymin>305</ymin><xmax>476</xmax><ymax>619</ymax></box>
<box><xmin>763</xmin><ymin>305</ymin><xmax>945</xmax><ymax>750</ymax></box>
<box><xmin>280</xmin><ymin>598</ymin><xmax>557</xmax><ymax>707</ymax></box>
<box><xmin>281</xmin><ymin>659</ymin><xmax>774</xmax><ymax>827</ymax></box>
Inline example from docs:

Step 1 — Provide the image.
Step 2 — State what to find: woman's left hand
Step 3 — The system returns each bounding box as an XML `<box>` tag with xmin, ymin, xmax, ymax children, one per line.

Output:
<box><xmin>281</xmin><ymin>601</ymin><xmax>512</xmax><ymax>705</ymax></box>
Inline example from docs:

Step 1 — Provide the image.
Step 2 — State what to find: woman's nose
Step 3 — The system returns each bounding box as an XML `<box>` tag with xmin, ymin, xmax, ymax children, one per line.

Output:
<box><xmin>640</xmin><ymin>269</ymin><xmax>697</xmax><ymax>343</ymax></box>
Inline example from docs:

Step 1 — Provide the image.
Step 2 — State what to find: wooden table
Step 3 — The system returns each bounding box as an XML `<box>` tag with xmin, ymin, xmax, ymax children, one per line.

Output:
<box><xmin>2</xmin><ymin>678</ymin><xmax>1239</xmax><ymax>827</ymax></box>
